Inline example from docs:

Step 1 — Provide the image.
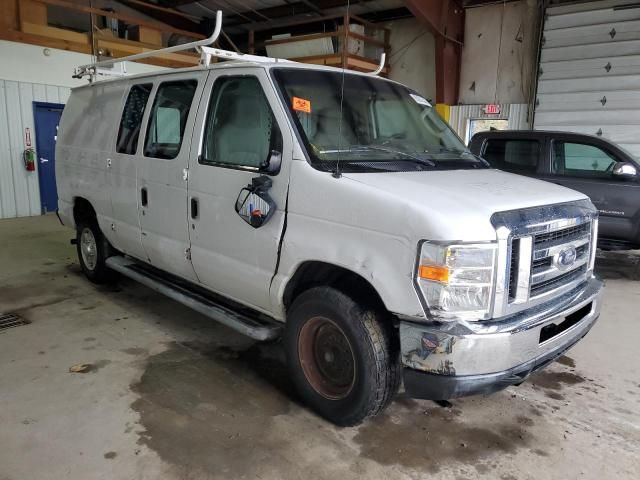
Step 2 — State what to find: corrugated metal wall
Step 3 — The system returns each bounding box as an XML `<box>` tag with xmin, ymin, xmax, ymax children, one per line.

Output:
<box><xmin>449</xmin><ymin>103</ymin><xmax>530</xmax><ymax>144</ymax></box>
<box><xmin>0</xmin><ymin>80</ymin><xmax>70</xmax><ymax>219</ymax></box>
<box><xmin>534</xmin><ymin>0</ymin><xmax>640</xmax><ymax>158</ymax></box>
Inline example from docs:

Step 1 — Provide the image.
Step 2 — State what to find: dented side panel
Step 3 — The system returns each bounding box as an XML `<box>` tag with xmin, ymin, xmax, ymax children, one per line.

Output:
<box><xmin>269</xmin><ymin>159</ymin><xmax>426</xmax><ymax>320</ymax></box>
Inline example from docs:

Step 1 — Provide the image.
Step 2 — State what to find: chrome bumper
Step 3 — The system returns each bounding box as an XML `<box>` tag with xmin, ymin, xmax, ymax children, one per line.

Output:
<box><xmin>400</xmin><ymin>276</ymin><xmax>602</xmax><ymax>399</ymax></box>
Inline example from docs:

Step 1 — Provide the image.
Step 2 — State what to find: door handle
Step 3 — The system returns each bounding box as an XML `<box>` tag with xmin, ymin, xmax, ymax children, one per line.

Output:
<box><xmin>40</xmin><ymin>158</ymin><xmax>49</xmax><ymax>163</ymax></box>
<box><xmin>191</xmin><ymin>197</ymin><xmax>199</xmax><ymax>219</ymax></box>
<box><xmin>141</xmin><ymin>187</ymin><xmax>148</xmax><ymax>207</ymax></box>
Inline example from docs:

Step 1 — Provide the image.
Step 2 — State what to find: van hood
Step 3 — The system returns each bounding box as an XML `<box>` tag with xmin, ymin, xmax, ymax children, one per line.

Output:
<box><xmin>342</xmin><ymin>168</ymin><xmax>588</xmax><ymax>241</ymax></box>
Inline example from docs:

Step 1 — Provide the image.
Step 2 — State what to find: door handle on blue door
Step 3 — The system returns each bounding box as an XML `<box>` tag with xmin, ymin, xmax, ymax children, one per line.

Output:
<box><xmin>141</xmin><ymin>187</ymin><xmax>148</xmax><ymax>207</ymax></box>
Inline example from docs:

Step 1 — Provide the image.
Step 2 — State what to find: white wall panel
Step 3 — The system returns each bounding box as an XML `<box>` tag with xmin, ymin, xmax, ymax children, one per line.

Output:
<box><xmin>0</xmin><ymin>40</ymin><xmax>165</xmax><ymax>88</ymax></box>
<box><xmin>534</xmin><ymin>0</ymin><xmax>640</xmax><ymax>159</ymax></box>
<box><xmin>0</xmin><ymin>79</ymin><xmax>71</xmax><ymax>219</ymax></box>
<box><xmin>0</xmin><ymin>82</ymin><xmax>17</xmax><ymax>218</ymax></box>
<box><xmin>4</xmin><ymin>81</ymin><xmax>30</xmax><ymax>217</ymax></box>
<box><xmin>19</xmin><ymin>83</ymin><xmax>41</xmax><ymax>214</ymax></box>
<box><xmin>385</xmin><ymin>18</ymin><xmax>436</xmax><ymax>100</ymax></box>
<box><xmin>0</xmin><ymin>39</ymin><xmax>165</xmax><ymax>219</ymax></box>
<box><xmin>458</xmin><ymin>1</ymin><xmax>538</xmax><ymax>105</ymax></box>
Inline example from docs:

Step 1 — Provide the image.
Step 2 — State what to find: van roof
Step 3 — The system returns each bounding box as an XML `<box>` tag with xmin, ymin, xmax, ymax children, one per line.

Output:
<box><xmin>73</xmin><ymin>60</ymin><xmax>395</xmax><ymax>91</ymax></box>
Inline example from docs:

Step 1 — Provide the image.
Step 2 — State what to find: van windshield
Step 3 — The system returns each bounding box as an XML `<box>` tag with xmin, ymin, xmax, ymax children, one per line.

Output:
<box><xmin>272</xmin><ymin>68</ymin><xmax>486</xmax><ymax>173</ymax></box>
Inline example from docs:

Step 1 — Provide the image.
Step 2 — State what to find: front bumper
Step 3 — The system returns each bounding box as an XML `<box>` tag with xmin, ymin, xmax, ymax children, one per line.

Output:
<box><xmin>400</xmin><ymin>276</ymin><xmax>602</xmax><ymax>400</ymax></box>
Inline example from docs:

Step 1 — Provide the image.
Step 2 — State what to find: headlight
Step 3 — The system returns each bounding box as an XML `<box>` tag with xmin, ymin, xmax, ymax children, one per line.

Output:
<box><xmin>415</xmin><ymin>242</ymin><xmax>497</xmax><ymax>322</ymax></box>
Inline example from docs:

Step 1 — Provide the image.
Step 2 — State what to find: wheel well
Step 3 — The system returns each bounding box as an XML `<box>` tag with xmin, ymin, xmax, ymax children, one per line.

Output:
<box><xmin>283</xmin><ymin>261</ymin><xmax>387</xmax><ymax>313</ymax></box>
<box><xmin>73</xmin><ymin>197</ymin><xmax>96</xmax><ymax>225</ymax></box>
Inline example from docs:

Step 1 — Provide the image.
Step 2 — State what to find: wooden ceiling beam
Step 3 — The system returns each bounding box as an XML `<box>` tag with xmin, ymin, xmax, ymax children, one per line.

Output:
<box><xmin>116</xmin><ymin>0</ymin><xmax>206</xmax><ymax>35</ymax></box>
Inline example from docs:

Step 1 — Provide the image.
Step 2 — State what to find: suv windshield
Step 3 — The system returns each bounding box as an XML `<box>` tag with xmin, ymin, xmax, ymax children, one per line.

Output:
<box><xmin>272</xmin><ymin>68</ymin><xmax>486</xmax><ymax>173</ymax></box>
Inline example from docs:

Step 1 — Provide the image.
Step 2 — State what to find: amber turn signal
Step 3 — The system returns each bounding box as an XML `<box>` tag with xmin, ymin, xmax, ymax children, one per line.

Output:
<box><xmin>418</xmin><ymin>265</ymin><xmax>449</xmax><ymax>283</ymax></box>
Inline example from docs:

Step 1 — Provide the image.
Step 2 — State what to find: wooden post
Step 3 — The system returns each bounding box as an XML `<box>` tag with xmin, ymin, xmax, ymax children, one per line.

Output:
<box><xmin>403</xmin><ymin>0</ymin><xmax>465</xmax><ymax>104</ymax></box>
<box><xmin>341</xmin><ymin>12</ymin><xmax>349</xmax><ymax>69</ymax></box>
<box><xmin>383</xmin><ymin>27</ymin><xmax>390</xmax><ymax>76</ymax></box>
<box><xmin>1</xmin><ymin>0</ymin><xmax>19</xmax><ymax>31</ymax></box>
<box><xmin>248</xmin><ymin>29</ymin><xmax>255</xmax><ymax>54</ymax></box>
<box><xmin>90</xmin><ymin>10</ymin><xmax>97</xmax><ymax>58</ymax></box>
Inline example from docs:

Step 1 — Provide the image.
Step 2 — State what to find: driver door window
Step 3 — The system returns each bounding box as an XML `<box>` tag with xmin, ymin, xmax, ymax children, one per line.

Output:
<box><xmin>553</xmin><ymin>142</ymin><xmax>617</xmax><ymax>179</ymax></box>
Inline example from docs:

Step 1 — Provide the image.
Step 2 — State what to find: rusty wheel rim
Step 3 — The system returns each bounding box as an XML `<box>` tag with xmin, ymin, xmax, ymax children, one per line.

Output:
<box><xmin>80</xmin><ymin>227</ymin><xmax>98</xmax><ymax>271</ymax></box>
<box><xmin>298</xmin><ymin>316</ymin><xmax>356</xmax><ymax>400</ymax></box>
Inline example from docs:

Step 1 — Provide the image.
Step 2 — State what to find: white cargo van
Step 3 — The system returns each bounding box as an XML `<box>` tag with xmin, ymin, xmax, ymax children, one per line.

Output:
<box><xmin>56</xmin><ymin>13</ymin><xmax>602</xmax><ymax>426</ymax></box>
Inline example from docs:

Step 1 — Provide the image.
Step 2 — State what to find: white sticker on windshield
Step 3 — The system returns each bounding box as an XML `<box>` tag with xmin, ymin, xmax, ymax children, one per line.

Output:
<box><xmin>410</xmin><ymin>94</ymin><xmax>431</xmax><ymax>107</ymax></box>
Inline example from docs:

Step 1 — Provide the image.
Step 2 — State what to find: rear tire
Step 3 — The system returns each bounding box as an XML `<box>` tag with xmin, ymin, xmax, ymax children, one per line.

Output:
<box><xmin>284</xmin><ymin>286</ymin><xmax>400</xmax><ymax>426</ymax></box>
<box><xmin>76</xmin><ymin>221</ymin><xmax>116</xmax><ymax>284</ymax></box>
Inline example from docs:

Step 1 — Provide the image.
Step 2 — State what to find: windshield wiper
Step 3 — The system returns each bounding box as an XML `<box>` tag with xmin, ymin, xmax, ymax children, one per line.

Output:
<box><xmin>432</xmin><ymin>147</ymin><xmax>490</xmax><ymax>166</ymax></box>
<box><xmin>347</xmin><ymin>145</ymin><xmax>436</xmax><ymax>167</ymax></box>
<box><xmin>436</xmin><ymin>146</ymin><xmax>479</xmax><ymax>157</ymax></box>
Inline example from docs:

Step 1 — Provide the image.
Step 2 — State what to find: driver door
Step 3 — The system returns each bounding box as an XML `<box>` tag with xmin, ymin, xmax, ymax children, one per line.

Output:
<box><xmin>549</xmin><ymin>139</ymin><xmax>640</xmax><ymax>240</ymax></box>
<box><xmin>187</xmin><ymin>68</ymin><xmax>293</xmax><ymax>313</ymax></box>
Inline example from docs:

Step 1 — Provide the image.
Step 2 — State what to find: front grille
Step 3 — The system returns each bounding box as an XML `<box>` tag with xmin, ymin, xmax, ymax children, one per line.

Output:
<box><xmin>507</xmin><ymin>220</ymin><xmax>592</xmax><ymax>303</ymax></box>
<box><xmin>533</xmin><ymin>223</ymin><xmax>589</xmax><ymax>246</ymax></box>
<box><xmin>530</xmin><ymin>265</ymin><xmax>587</xmax><ymax>297</ymax></box>
<box><xmin>532</xmin><ymin>256</ymin><xmax>552</xmax><ymax>273</ymax></box>
<box><xmin>508</xmin><ymin>239</ymin><xmax>520</xmax><ymax>300</ymax></box>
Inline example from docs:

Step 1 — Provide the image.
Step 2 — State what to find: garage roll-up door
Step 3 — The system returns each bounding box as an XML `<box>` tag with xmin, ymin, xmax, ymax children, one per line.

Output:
<box><xmin>534</xmin><ymin>0</ymin><xmax>640</xmax><ymax>159</ymax></box>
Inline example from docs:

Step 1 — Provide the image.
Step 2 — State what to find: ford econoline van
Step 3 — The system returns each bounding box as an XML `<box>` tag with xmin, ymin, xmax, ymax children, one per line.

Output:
<box><xmin>56</xmin><ymin>19</ymin><xmax>602</xmax><ymax>425</ymax></box>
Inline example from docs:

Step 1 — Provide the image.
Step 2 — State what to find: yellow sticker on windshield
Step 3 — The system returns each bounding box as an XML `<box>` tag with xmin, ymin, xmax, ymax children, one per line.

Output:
<box><xmin>292</xmin><ymin>96</ymin><xmax>311</xmax><ymax>113</ymax></box>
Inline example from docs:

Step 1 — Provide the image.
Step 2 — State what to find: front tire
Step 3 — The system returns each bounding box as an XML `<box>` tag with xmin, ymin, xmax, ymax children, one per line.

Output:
<box><xmin>76</xmin><ymin>221</ymin><xmax>116</xmax><ymax>284</ymax></box>
<box><xmin>284</xmin><ymin>286</ymin><xmax>400</xmax><ymax>426</ymax></box>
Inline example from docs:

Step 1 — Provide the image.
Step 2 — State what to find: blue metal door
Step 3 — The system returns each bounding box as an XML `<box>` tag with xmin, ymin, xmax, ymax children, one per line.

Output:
<box><xmin>33</xmin><ymin>103</ymin><xmax>64</xmax><ymax>213</ymax></box>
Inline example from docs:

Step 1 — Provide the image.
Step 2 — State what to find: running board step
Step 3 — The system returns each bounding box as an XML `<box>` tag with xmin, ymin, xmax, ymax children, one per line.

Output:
<box><xmin>106</xmin><ymin>256</ymin><xmax>282</xmax><ymax>341</ymax></box>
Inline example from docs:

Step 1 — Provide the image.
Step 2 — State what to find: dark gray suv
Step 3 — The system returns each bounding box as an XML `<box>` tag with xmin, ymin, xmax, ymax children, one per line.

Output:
<box><xmin>469</xmin><ymin>131</ymin><xmax>640</xmax><ymax>250</ymax></box>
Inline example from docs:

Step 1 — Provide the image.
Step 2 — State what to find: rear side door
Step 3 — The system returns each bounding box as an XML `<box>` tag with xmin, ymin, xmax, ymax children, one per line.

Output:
<box><xmin>187</xmin><ymin>68</ymin><xmax>293</xmax><ymax>313</ymax></box>
<box><xmin>137</xmin><ymin>72</ymin><xmax>206</xmax><ymax>281</ymax></box>
<box><xmin>479</xmin><ymin>136</ymin><xmax>545</xmax><ymax>180</ymax></box>
<box><xmin>109</xmin><ymin>82</ymin><xmax>153</xmax><ymax>261</ymax></box>
<box><xmin>549</xmin><ymin>139</ymin><xmax>640</xmax><ymax>241</ymax></box>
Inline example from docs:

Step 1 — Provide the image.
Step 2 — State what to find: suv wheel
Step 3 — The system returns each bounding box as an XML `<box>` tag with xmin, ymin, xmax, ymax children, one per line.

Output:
<box><xmin>284</xmin><ymin>286</ymin><xmax>400</xmax><ymax>426</ymax></box>
<box><xmin>76</xmin><ymin>221</ymin><xmax>116</xmax><ymax>284</ymax></box>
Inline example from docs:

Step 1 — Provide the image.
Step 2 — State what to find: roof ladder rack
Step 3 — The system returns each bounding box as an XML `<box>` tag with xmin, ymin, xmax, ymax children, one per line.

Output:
<box><xmin>73</xmin><ymin>9</ymin><xmax>386</xmax><ymax>82</ymax></box>
<box><xmin>74</xmin><ymin>10</ymin><xmax>224</xmax><ymax>81</ymax></box>
<box><xmin>199</xmin><ymin>46</ymin><xmax>293</xmax><ymax>66</ymax></box>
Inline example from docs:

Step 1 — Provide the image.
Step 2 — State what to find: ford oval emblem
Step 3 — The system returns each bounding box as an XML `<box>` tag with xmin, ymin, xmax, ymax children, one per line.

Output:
<box><xmin>555</xmin><ymin>246</ymin><xmax>577</xmax><ymax>270</ymax></box>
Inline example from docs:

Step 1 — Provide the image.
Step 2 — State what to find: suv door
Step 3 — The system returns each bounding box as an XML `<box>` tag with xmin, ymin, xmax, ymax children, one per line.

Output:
<box><xmin>479</xmin><ymin>137</ymin><xmax>545</xmax><ymax>179</ymax></box>
<box><xmin>187</xmin><ymin>68</ymin><xmax>293</xmax><ymax>313</ymax></box>
<box><xmin>137</xmin><ymin>72</ymin><xmax>206</xmax><ymax>281</ymax></box>
<box><xmin>549</xmin><ymin>139</ymin><xmax>640</xmax><ymax>241</ymax></box>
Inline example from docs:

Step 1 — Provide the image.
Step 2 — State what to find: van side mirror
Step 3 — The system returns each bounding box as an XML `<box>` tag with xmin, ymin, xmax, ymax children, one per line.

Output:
<box><xmin>261</xmin><ymin>150</ymin><xmax>282</xmax><ymax>174</ymax></box>
<box><xmin>612</xmin><ymin>162</ymin><xmax>637</xmax><ymax>178</ymax></box>
<box><xmin>235</xmin><ymin>176</ymin><xmax>276</xmax><ymax>228</ymax></box>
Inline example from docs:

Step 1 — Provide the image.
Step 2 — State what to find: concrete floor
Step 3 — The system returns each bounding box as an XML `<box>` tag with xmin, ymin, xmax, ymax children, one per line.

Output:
<box><xmin>0</xmin><ymin>215</ymin><xmax>638</xmax><ymax>480</ymax></box>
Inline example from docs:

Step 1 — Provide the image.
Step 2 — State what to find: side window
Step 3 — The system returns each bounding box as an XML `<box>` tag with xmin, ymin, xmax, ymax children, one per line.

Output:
<box><xmin>201</xmin><ymin>76</ymin><xmax>282</xmax><ymax>169</ymax></box>
<box><xmin>144</xmin><ymin>80</ymin><xmax>197</xmax><ymax>159</ymax></box>
<box><xmin>482</xmin><ymin>139</ymin><xmax>540</xmax><ymax>173</ymax></box>
<box><xmin>116</xmin><ymin>83</ymin><xmax>152</xmax><ymax>154</ymax></box>
<box><xmin>553</xmin><ymin>141</ymin><xmax>617</xmax><ymax>178</ymax></box>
